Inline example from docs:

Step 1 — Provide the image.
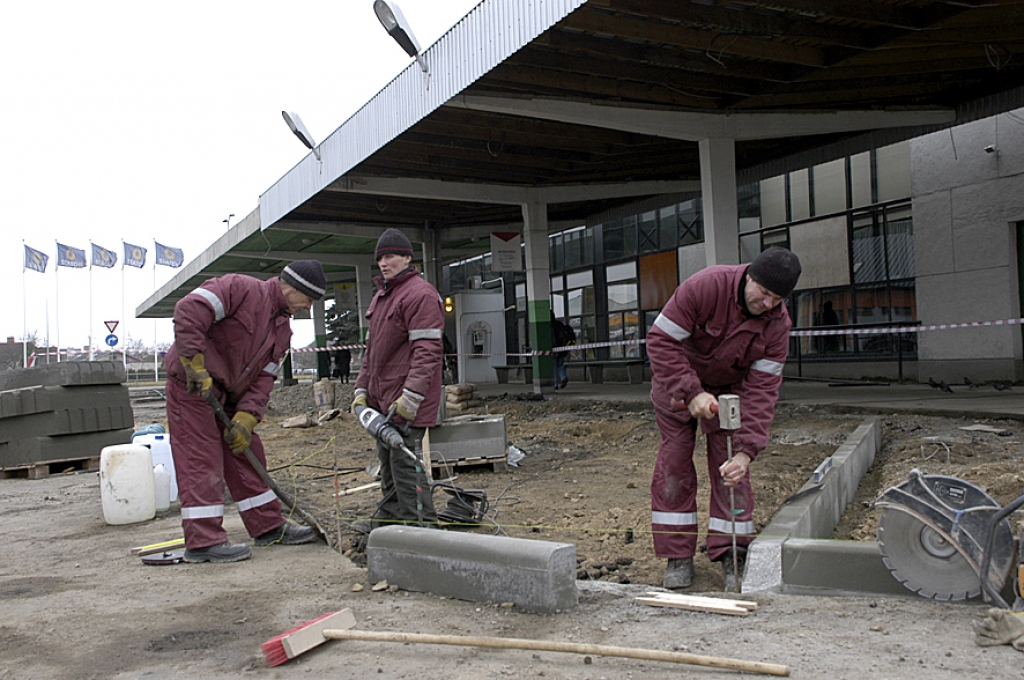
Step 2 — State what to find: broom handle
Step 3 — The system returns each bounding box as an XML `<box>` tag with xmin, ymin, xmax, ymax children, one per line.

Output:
<box><xmin>322</xmin><ymin>629</ymin><xmax>789</xmax><ymax>676</ymax></box>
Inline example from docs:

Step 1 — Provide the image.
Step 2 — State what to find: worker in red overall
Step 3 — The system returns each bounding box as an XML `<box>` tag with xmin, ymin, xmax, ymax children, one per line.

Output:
<box><xmin>646</xmin><ymin>248</ymin><xmax>801</xmax><ymax>591</ymax></box>
<box><xmin>165</xmin><ymin>260</ymin><xmax>327</xmax><ymax>563</ymax></box>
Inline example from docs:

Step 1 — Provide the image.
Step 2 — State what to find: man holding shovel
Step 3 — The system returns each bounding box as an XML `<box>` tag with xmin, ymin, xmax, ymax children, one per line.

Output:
<box><xmin>165</xmin><ymin>260</ymin><xmax>327</xmax><ymax>563</ymax></box>
<box><xmin>646</xmin><ymin>247</ymin><xmax>801</xmax><ymax>591</ymax></box>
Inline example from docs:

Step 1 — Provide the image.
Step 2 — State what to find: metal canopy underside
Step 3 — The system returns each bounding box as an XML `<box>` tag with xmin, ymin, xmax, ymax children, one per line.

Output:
<box><xmin>140</xmin><ymin>0</ymin><xmax>1024</xmax><ymax>318</ymax></box>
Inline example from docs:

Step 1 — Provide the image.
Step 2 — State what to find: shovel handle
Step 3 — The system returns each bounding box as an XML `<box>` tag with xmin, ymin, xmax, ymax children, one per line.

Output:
<box><xmin>322</xmin><ymin>629</ymin><xmax>789</xmax><ymax>676</ymax></box>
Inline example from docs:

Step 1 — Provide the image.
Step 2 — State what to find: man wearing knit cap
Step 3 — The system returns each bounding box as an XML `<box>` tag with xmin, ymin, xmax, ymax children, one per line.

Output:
<box><xmin>351</xmin><ymin>228</ymin><xmax>444</xmax><ymax>531</ymax></box>
<box><xmin>165</xmin><ymin>259</ymin><xmax>327</xmax><ymax>562</ymax></box>
<box><xmin>646</xmin><ymin>247</ymin><xmax>801</xmax><ymax>591</ymax></box>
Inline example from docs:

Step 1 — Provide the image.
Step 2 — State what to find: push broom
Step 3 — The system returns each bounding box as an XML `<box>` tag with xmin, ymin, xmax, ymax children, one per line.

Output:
<box><xmin>262</xmin><ymin>607</ymin><xmax>790</xmax><ymax>676</ymax></box>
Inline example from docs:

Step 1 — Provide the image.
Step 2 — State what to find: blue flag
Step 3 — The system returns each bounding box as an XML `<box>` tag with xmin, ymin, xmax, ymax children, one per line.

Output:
<box><xmin>91</xmin><ymin>243</ymin><xmax>117</xmax><ymax>268</ymax></box>
<box><xmin>24</xmin><ymin>244</ymin><xmax>48</xmax><ymax>273</ymax></box>
<box><xmin>56</xmin><ymin>243</ymin><xmax>87</xmax><ymax>269</ymax></box>
<box><xmin>123</xmin><ymin>242</ymin><xmax>146</xmax><ymax>268</ymax></box>
<box><xmin>155</xmin><ymin>242</ymin><xmax>184</xmax><ymax>268</ymax></box>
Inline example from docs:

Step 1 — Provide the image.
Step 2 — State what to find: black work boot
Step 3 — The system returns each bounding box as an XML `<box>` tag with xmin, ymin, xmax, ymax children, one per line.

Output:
<box><xmin>663</xmin><ymin>557</ymin><xmax>695</xmax><ymax>589</ymax></box>
<box><xmin>721</xmin><ymin>549</ymin><xmax>746</xmax><ymax>593</ymax></box>
<box><xmin>183</xmin><ymin>541</ymin><xmax>252</xmax><ymax>563</ymax></box>
<box><xmin>254</xmin><ymin>523</ymin><xmax>318</xmax><ymax>546</ymax></box>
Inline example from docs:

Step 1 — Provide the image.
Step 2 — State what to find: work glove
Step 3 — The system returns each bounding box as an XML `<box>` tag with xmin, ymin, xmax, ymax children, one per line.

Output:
<box><xmin>223</xmin><ymin>411</ymin><xmax>258</xmax><ymax>454</ymax></box>
<box><xmin>973</xmin><ymin>608</ymin><xmax>1024</xmax><ymax>650</ymax></box>
<box><xmin>350</xmin><ymin>388</ymin><xmax>368</xmax><ymax>415</ymax></box>
<box><xmin>391</xmin><ymin>388</ymin><xmax>425</xmax><ymax>422</ymax></box>
<box><xmin>179</xmin><ymin>354</ymin><xmax>212</xmax><ymax>396</ymax></box>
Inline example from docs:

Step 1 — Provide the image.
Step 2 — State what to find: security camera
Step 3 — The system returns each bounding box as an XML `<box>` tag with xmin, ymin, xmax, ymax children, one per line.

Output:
<box><xmin>984</xmin><ymin>144</ymin><xmax>997</xmax><ymax>154</ymax></box>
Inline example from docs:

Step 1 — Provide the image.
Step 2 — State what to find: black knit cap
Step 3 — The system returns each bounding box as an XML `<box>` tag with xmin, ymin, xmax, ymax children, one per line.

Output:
<box><xmin>375</xmin><ymin>228</ymin><xmax>414</xmax><ymax>260</ymax></box>
<box><xmin>747</xmin><ymin>247</ymin><xmax>802</xmax><ymax>298</ymax></box>
<box><xmin>280</xmin><ymin>259</ymin><xmax>327</xmax><ymax>300</ymax></box>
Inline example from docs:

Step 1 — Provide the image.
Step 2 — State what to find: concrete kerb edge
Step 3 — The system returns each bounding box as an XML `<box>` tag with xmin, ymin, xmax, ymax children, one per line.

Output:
<box><xmin>743</xmin><ymin>417</ymin><xmax>881</xmax><ymax>594</ymax></box>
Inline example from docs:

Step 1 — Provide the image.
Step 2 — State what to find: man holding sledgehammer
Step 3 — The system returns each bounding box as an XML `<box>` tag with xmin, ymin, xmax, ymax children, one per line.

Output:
<box><xmin>646</xmin><ymin>247</ymin><xmax>801</xmax><ymax>591</ymax></box>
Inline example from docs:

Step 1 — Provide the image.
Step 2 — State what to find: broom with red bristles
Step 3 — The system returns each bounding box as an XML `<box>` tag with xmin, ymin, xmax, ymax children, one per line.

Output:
<box><xmin>261</xmin><ymin>609</ymin><xmax>357</xmax><ymax>667</ymax></box>
<box><xmin>261</xmin><ymin>607</ymin><xmax>790</xmax><ymax>675</ymax></box>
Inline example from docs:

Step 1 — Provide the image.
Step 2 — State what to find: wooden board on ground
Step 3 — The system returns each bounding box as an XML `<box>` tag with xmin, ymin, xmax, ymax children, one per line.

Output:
<box><xmin>635</xmin><ymin>592</ymin><xmax>758</xmax><ymax>617</ymax></box>
<box><xmin>0</xmin><ymin>455</ymin><xmax>101</xmax><ymax>480</ymax></box>
<box><xmin>430</xmin><ymin>454</ymin><xmax>507</xmax><ymax>474</ymax></box>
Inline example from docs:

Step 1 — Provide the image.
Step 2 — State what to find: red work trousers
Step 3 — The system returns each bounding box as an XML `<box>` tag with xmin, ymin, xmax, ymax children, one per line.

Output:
<box><xmin>165</xmin><ymin>379</ymin><xmax>283</xmax><ymax>549</ymax></box>
<box><xmin>650</xmin><ymin>406</ymin><xmax>755</xmax><ymax>562</ymax></box>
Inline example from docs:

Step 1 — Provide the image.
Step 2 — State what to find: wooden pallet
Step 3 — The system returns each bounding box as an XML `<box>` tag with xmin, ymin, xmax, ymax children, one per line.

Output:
<box><xmin>635</xmin><ymin>592</ymin><xmax>758</xmax><ymax>617</ymax></box>
<box><xmin>0</xmin><ymin>455</ymin><xmax>100</xmax><ymax>480</ymax></box>
<box><xmin>429</xmin><ymin>454</ymin><xmax>507</xmax><ymax>474</ymax></box>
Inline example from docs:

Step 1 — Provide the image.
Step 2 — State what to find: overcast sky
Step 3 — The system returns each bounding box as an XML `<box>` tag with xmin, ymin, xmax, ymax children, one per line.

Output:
<box><xmin>1</xmin><ymin>0</ymin><xmax>479</xmax><ymax>357</ymax></box>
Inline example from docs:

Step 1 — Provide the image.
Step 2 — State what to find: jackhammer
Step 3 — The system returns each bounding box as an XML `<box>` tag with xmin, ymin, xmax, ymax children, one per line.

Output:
<box><xmin>353</xmin><ymin>404</ymin><xmax>429</xmax><ymax>527</ymax></box>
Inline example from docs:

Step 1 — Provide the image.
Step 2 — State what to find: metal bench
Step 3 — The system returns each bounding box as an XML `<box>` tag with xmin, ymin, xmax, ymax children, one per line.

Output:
<box><xmin>580</xmin><ymin>359</ymin><xmax>646</xmax><ymax>385</ymax></box>
<box><xmin>493</xmin><ymin>364</ymin><xmax>534</xmax><ymax>384</ymax></box>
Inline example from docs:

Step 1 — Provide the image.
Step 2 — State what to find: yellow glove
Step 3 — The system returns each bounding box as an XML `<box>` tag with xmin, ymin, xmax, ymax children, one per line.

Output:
<box><xmin>179</xmin><ymin>354</ymin><xmax>212</xmax><ymax>396</ymax></box>
<box><xmin>391</xmin><ymin>389</ymin><xmax>424</xmax><ymax>422</ymax></box>
<box><xmin>350</xmin><ymin>389</ymin><xmax>368</xmax><ymax>415</ymax></box>
<box><xmin>224</xmin><ymin>411</ymin><xmax>258</xmax><ymax>454</ymax></box>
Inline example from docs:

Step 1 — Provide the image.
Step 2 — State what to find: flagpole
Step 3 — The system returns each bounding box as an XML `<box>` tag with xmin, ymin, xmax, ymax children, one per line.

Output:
<box><xmin>22</xmin><ymin>241</ymin><xmax>28</xmax><ymax>369</ymax></box>
<box><xmin>153</xmin><ymin>239</ymin><xmax>158</xmax><ymax>383</ymax></box>
<box><xmin>54</xmin><ymin>241</ymin><xmax>60</xmax><ymax>363</ymax></box>
<box><xmin>88</xmin><ymin>241</ymin><xmax>94</xmax><ymax>361</ymax></box>
<box><xmin>121</xmin><ymin>240</ymin><xmax>127</xmax><ymax>376</ymax></box>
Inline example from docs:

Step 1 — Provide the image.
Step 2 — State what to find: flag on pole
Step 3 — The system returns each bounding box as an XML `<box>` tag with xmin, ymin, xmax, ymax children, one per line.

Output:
<box><xmin>123</xmin><ymin>242</ymin><xmax>147</xmax><ymax>268</ymax></box>
<box><xmin>56</xmin><ymin>243</ymin><xmax>87</xmax><ymax>268</ymax></box>
<box><xmin>24</xmin><ymin>244</ymin><xmax>48</xmax><ymax>273</ymax></box>
<box><xmin>155</xmin><ymin>242</ymin><xmax>184</xmax><ymax>268</ymax></box>
<box><xmin>91</xmin><ymin>243</ymin><xmax>117</xmax><ymax>268</ymax></box>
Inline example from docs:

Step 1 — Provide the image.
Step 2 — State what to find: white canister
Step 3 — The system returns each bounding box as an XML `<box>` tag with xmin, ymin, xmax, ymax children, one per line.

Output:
<box><xmin>153</xmin><ymin>464</ymin><xmax>171</xmax><ymax>512</ymax></box>
<box><xmin>99</xmin><ymin>444</ymin><xmax>156</xmax><ymax>525</ymax></box>
<box><xmin>133</xmin><ymin>433</ymin><xmax>177</xmax><ymax>502</ymax></box>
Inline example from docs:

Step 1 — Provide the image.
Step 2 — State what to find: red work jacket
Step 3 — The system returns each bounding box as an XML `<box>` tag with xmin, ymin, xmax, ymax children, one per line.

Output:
<box><xmin>647</xmin><ymin>265</ymin><xmax>791</xmax><ymax>459</ymax></box>
<box><xmin>354</xmin><ymin>267</ymin><xmax>444</xmax><ymax>428</ymax></box>
<box><xmin>165</xmin><ymin>275</ymin><xmax>292</xmax><ymax>420</ymax></box>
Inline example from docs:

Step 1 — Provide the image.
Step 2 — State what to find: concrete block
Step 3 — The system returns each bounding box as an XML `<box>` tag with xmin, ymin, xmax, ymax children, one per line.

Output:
<box><xmin>0</xmin><ymin>362</ymin><xmax>127</xmax><ymax>392</ymax></box>
<box><xmin>429</xmin><ymin>414</ymin><xmax>507</xmax><ymax>467</ymax></box>
<box><xmin>367</xmin><ymin>525</ymin><xmax>578</xmax><ymax>613</ymax></box>
<box><xmin>0</xmin><ymin>405</ymin><xmax>135</xmax><ymax>443</ymax></box>
<box><xmin>0</xmin><ymin>428</ymin><xmax>134</xmax><ymax>467</ymax></box>
<box><xmin>780</xmin><ymin>539</ymin><xmax>910</xmax><ymax>597</ymax></box>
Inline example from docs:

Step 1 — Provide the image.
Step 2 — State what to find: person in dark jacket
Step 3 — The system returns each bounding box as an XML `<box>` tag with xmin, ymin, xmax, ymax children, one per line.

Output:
<box><xmin>350</xmin><ymin>228</ymin><xmax>444</xmax><ymax>531</ymax></box>
<box><xmin>646</xmin><ymin>247</ymin><xmax>801</xmax><ymax>591</ymax></box>
<box><xmin>551</xmin><ymin>313</ymin><xmax>574</xmax><ymax>389</ymax></box>
<box><xmin>165</xmin><ymin>260</ymin><xmax>327</xmax><ymax>563</ymax></box>
<box><xmin>333</xmin><ymin>347</ymin><xmax>352</xmax><ymax>383</ymax></box>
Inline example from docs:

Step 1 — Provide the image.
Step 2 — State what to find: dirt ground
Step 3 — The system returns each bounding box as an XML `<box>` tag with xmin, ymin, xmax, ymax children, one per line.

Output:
<box><xmin>2</xmin><ymin>381</ymin><xmax>1023</xmax><ymax>679</ymax></box>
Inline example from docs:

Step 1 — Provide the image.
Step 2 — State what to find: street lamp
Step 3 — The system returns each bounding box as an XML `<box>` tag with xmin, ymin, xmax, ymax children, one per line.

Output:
<box><xmin>281</xmin><ymin>111</ymin><xmax>321</xmax><ymax>161</ymax></box>
<box><xmin>223</xmin><ymin>213</ymin><xmax>235</xmax><ymax>231</ymax></box>
<box><xmin>373</xmin><ymin>0</ymin><xmax>428</xmax><ymax>73</ymax></box>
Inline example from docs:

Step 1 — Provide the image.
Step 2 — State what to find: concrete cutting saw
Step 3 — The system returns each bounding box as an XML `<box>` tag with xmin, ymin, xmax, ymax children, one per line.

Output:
<box><xmin>875</xmin><ymin>468</ymin><xmax>1023</xmax><ymax>606</ymax></box>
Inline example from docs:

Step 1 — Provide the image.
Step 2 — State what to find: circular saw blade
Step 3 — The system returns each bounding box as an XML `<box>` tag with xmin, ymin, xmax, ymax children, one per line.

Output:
<box><xmin>878</xmin><ymin>509</ymin><xmax>981</xmax><ymax>601</ymax></box>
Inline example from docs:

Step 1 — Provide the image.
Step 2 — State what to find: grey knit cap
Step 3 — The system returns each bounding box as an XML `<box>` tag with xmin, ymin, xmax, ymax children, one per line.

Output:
<box><xmin>281</xmin><ymin>259</ymin><xmax>327</xmax><ymax>300</ymax></box>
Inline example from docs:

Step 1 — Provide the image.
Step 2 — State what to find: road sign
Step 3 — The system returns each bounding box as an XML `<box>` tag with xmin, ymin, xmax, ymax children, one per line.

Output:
<box><xmin>105</xmin><ymin>334</ymin><xmax>118</xmax><ymax>347</ymax></box>
<box><xmin>104</xmin><ymin>320</ymin><xmax>119</xmax><ymax>333</ymax></box>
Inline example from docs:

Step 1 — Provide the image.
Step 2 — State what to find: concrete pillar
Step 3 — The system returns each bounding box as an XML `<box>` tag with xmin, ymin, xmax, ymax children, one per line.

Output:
<box><xmin>522</xmin><ymin>199</ymin><xmax>553</xmax><ymax>394</ymax></box>
<box><xmin>421</xmin><ymin>222</ymin><xmax>443</xmax><ymax>289</ymax></box>
<box><xmin>355</xmin><ymin>264</ymin><xmax>375</xmax><ymax>343</ymax></box>
<box><xmin>313</xmin><ymin>298</ymin><xmax>329</xmax><ymax>379</ymax></box>
<box><xmin>699</xmin><ymin>138</ymin><xmax>740</xmax><ymax>266</ymax></box>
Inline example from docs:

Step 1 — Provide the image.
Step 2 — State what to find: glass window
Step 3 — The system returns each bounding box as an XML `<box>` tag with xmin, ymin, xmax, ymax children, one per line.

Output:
<box><xmin>639</xmin><ymin>210</ymin><xmax>659</xmax><ymax>254</ymax></box>
<box><xmin>608</xmin><ymin>282</ymin><xmax>637</xmax><ymax>312</ymax></box>
<box><xmin>607</xmin><ymin>261</ymin><xmax>636</xmax><ymax>283</ymax></box>
<box><xmin>550</xmin><ymin>232</ymin><xmax>563</xmax><ymax>272</ymax></box>
<box><xmin>813</xmin><ymin>159</ymin><xmax>847</xmax><ymax>216</ymax></box>
<box><xmin>567</xmin><ymin>285</ymin><xmax>595</xmax><ymax>317</ymax></box>
<box><xmin>550</xmin><ymin>276</ymin><xmax>563</xmax><ymax>293</ymax></box>
<box><xmin>659</xmin><ymin>205</ymin><xmax>677</xmax><ymax>248</ymax></box>
<box><xmin>566</xmin><ymin>270</ymin><xmax>593</xmax><ymax>290</ymax></box>
<box><xmin>551</xmin><ymin>293</ymin><xmax>565</xmax><ymax>318</ymax></box>
<box><xmin>760</xmin><ymin>175</ymin><xmax>787</xmax><ymax>227</ymax></box>
<box><xmin>739</xmin><ymin>233</ymin><xmax>761</xmax><ymax>264</ymax></box>
<box><xmin>562</xmin><ymin>226</ymin><xmax>588</xmax><ymax>270</ymax></box>
<box><xmin>790</xmin><ymin>168</ymin><xmax>810</xmax><ymax>222</ymax></box>
<box><xmin>515</xmin><ymin>282</ymin><xmax>527</xmax><ymax>313</ymax></box>
<box><xmin>851</xmin><ymin>213</ymin><xmax>885</xmax><ymax>283</ymax></box>
<box><xmin>678</xmin><ymin>200</ymin><xmax>703</xmax><ymax>246</ymax></box>
<box><xmin>850</xmin><ymin>152</ymin><xmax>872</xmax><ymax>208</ymax></box>
<box><xmin>876</xmin><ymin>141</ymin><xmax>911</xmax><ymax>203</ymax></box>
<box><xmin>886</xmin><ymin>206</ymin><xmax>914</xmax><ymax>279</ymax></box>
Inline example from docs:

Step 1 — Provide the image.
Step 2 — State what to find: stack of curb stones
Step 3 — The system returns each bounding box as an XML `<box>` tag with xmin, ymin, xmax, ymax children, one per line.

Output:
<box><xmin>0</xmin><ymin>361</ymin><xmax>134</xmax><ymax>478</ymax></box>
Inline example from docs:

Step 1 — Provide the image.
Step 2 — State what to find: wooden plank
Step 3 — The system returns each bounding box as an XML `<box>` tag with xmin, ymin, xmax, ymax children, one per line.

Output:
<box><xmin>635</xmin><ymin>592</ymin><xmax>756</xmax><ymax>616</ymax></box>
<box><xmin>0</xmin><ymin>455</ymin><xmax>101</xmax><ymax>480</ymax></box>
<box><xmin>643</xmin><ymin>592</ymin><xmax>758</xmax><ymax>610</ymax></box>
<box><xmin>334</xmin><ymin>481</ymin><xmax>381</xmax><ymax>498</ymax></box>
<box><xmin>130</xmin><ymin>538</ymin><xmax>186</xmax><ymax>556</ymax></box>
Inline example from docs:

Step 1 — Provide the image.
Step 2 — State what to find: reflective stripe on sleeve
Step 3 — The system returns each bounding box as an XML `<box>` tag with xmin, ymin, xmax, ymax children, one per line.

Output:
<box><xmin>409</xmin><ymin>328</ymin><xmax>443</xmax><ymax>341</ymax></box>
<box><xmin>708</xmin><ymin>517</ymin><xmax>755</xmax><ymax>535</ymax></box>
<box><xmin>263</xmin><ymin>362</ymin><xmax>279</xmax><ymax>375</ymax></box>
<box><xmin>181</xmin><ymin>504</ymin><xmax>224</xmax><ymax>520</ymax></box>
<box><xmin>651</xmin><ymin>511</ymin><xmax>698</xmax><ymax>526</ymax></box>
<box><xmin>653</xmin><ymin>313</ymin><xmax>691</xmax><ymax>341</ymax></box>
<box><xmin>751</xmin><ymin>358</ymin><xmax>784</xmax><ymax>376</ymax></box>
<box><xmin>236</xmin><ymin>489</ymin><xmax>277</xmax><ymax>512</ymax></box>
<box><xmin>189</xmin><ymin>288</ymin><xmax>226</xmax><ymax>322</ymax></box>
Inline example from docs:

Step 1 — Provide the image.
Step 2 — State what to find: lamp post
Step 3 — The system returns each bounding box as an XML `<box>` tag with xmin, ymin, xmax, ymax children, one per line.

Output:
<box><xmin>223</xmin><ymin>213</ymin><xmax>235</xmax><ymax>231</ymax></box>
<box><xmin>373</xmin><ymin>0</ymin><xmax>428</xmax><ymax>73</ymax></box>
<box><xmin>282</xmin><ymin>111</ymin><xmax>321</xmax><ymax>161</ymax></box>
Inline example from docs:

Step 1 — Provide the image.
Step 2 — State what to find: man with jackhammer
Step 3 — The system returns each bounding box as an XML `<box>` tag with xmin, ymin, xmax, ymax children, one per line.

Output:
<box><xmin>165</xmin><ymin>260</ymin><xmax>327</xmax><ymax>563</ymax></box>
<box><xmin>646</xmin><ymin>247</ymin><xmax>801</xmax><ymax>591</ymax></box>
<box><xmin>351</xmin><ymin>228</ymin><xmax>444</xmax><ymax>532</ymax></box>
